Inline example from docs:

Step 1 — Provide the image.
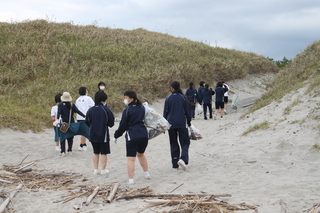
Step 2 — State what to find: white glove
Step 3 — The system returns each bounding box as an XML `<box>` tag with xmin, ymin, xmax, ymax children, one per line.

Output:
<box><xmin>113</xmin><ymin>137</ymin><xmax>117</xmax><ymax>144</ymax></box>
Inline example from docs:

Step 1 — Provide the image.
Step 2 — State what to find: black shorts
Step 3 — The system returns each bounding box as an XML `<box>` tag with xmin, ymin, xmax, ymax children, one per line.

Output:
<box><xmin>224</xmin><ymin>96</ymin><xmax>228</xmax><ymax>103</ymax></box>
<box><xmin>91</xmin><ymin>142</ymin><xmax>110</xmax><ymax>155</ymax></box>
<box><xmin>215</xmin><ymin>102</ymin><xmax>225</xmax><ymax>109</ymax></box>
<box><xmin>126</xmin><ymin>138</ymin><xmax>148</xmax><ymax>157</ymax></box>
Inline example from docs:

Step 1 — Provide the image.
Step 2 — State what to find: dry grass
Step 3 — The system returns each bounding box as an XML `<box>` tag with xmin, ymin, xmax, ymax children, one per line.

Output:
<box><xmin>0</xmin><ymin>20</ymin><xmax>278</xmax><ymax>131</ymax></box>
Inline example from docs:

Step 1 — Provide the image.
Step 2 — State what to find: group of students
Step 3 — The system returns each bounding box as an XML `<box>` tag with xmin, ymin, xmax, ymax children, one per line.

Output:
<box><xmin>50</xmin><ymin>81</ymin><xmax>192</xmax><ymax>184</ymax></box>
<box><xmin>185</xmin><ymin>81</ymin><xmax>235</xmax><ymax>120</ymax></box>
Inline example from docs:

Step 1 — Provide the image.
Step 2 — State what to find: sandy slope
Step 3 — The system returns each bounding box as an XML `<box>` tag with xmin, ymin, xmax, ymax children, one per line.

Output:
<box><xmin>1</xmin><ymin>73</ymin><xmax>320</xmax><ymax>213</ymax></box>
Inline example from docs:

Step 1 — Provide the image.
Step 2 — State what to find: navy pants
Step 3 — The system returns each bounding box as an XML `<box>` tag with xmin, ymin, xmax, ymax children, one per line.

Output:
<box><xmin>168</xmin><ymin>128</ymin><xmax>190</xmax><ymax>168</ymax></box>
<box><xmin>60</xmin><ymin>136</ymin><xmax>74</xmax><ymax>153</ymax></box>
<box><xmin>203</xmin><ymin>103</ymin><xmax>212</xmax><ymax>119</ymax></box>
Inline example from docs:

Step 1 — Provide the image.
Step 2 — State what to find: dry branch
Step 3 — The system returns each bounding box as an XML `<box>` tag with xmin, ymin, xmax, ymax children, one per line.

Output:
<box><xmin>106</xmin><ymin>183</ymin><xmax>120</xmax><ymax>203</ymax></box>
<box><xmin>0</xmin><ymin>179</ymin><xmax>13</xmax><ymax>184</ymax></box>
<box><xmin>85</xmin><ymin>186</ymin><xmax>99</xmax><ymax>206</ymax></box>
<box><xmin>14</xmin><ymin>162</ymin><xmax>35</xmax><ymax>173</ymax></box>
<box><xmin>0</xmin><ymin>184</ymin><xmax>22</xmax><ymax>212</ymax></box>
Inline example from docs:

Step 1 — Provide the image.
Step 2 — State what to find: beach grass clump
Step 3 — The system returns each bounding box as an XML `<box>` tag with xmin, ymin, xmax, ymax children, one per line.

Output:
<box><xmin>0</xmin><ymin>20</ymin><xmax>278</xmax><ymax>132</ymax></box>
<box><xmin>241</xmin><ymin>121</ymin><xmax>270</xmax><ymax>136</ymax></box>
<box><xmin>244</xmin><ymin>41</ymin><xmax>320</xmax><ymax>116</ymax></box>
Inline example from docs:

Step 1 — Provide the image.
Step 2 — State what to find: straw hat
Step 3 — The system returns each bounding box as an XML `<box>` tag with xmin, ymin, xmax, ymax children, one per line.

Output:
<box><xmin>61</xmin><ymin>92</ymin><xmax>72</xmax><ymax>102</ymax></box>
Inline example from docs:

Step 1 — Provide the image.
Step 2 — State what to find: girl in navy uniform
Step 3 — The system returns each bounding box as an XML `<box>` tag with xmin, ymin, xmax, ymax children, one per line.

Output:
<box><xmin>202</xmin><ymin>84</ymin><xmax>215</xmax><ymax>120</ymax></box>
<box><xmin>86</xmin><ymin>91</ymin><xmax>114</xmax><ymax>175</ymax></box>
<box><xmin>114</xmin><ymin>91</ymin><xmax>151</xmax><ymax>184</ymax></box>
<box><xmin>213</xmin><ymin>82</ymin><xmax>228</xmax><ymax>119</ymax></box>
<box><xmin>164</xmin><ymin>81</ymin><xmax>191</xmax><ymax>172</ymax></box>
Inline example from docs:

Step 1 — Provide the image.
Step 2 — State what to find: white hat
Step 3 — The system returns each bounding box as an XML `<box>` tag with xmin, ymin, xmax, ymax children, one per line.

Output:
<box><xmin>61</xmin><ymin>92</ymin><xmax>72</xmax><ymax>102</ymax></box>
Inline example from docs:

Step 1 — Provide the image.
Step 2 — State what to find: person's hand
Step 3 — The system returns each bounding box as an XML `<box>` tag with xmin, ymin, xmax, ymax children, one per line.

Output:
<box><xmin>113</xmin><ymin>137</ymin><xmax>117</xmax><ymax>144</ymax></box>
<box><xmin>187</xmin><ymin>122</ymin><xmax>191</xmax><ymax>127</ymax></box>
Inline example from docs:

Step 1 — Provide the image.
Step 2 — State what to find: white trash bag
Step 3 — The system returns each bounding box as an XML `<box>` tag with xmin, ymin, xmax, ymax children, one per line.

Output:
<box><xmin>143</xmin><ymin>102</ymin><xmax>171</xmax><ymax>139</ymax></box>
<box><xmin>189</xmin><ymin>125</ymin><xmax>202</xmax><ymax>140</ymax></box>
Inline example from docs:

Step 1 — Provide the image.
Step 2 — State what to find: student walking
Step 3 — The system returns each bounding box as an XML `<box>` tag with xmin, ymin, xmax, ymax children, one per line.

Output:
<box><xmin>85</xmin><ymin>91</ymin><xmax>114</xmax><ymax>175</ymax></box>
<box><xmin>51</xmin><ymin>93</ymin><xmax>62</xmax><ymax>151</ymax></box>
<box><xmin>213</xmin><ymin>82</ymin><xmax>228</xmax><ymax>119</ymax></box>
<box><xmin>197</xmin><ymin>81</ymin><xmax>205</xmax><ymax>104</ymax></box>
<box><xmin>185</xmin><ymin>82</ymin><xmax>199</xmax><ymax>119</ymax></box>
<box><xmin>114</xmin><ymin>91</ymin><xmax>151</xmax><ymax>184</ymax></box>
<box><xmin>98</xmin><ymin>81</ymin><xmax>106</xmax><ymax>92</ymax></box>
<box><xmin>164</xmin><ymin>81</ymin><xmax>191</xmax><ymax>172</ymax></box>
<box><xmin>57</xmin><ymin>92</ymin><xmax>86</xmax><ymax>156</ymax></box>
<box><xmin>75</xmin><ymin>87</ymin><xmax>95</xmax><ymax>151</ymax></box>
<box><xmin>222</xmin><ymin>81</ymin><xmax>236</xmax><ymax>114</ymax></box>
<box><xmin>202</xmin><ymin>84</ymin><xmax>215</xmax><ymax>120</ymax></box>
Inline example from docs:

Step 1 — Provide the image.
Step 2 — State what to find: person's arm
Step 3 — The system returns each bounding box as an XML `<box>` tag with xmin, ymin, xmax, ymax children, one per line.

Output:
<box><xmin>57</xmin><ymin>104</ymin><xmax>61</xmax><ymax>121</ymax></box>
<box><xmin>85</xmin><ymin>110</ymin><xmax>91</xmax><ymax>127</ymax></box>
<box><xmin>210</xmin><ymin>88</ymin><xmax>215</xmax><ymax>96</ymax></box>
<box><xmin>228</xmin><ymin>89</ymin><xmax>235</xmax><ymax>94</ymax></box>
<box><xmin>73</xmin><ymin>104</ymin><xmax>86</xmax><ymax>118</ymax></box>
<box><xmin>106</xmin><ymin>108</ymin><xmax>115</xmax><ymax>128</ymax></box>
<box><xmin>184</xmin><ymin>96</ymin><xmax>191</xmax><ymax>127</ymax></box>
<box><xmin>163</xmin><ymin>98</ymin><xmax>169</xmax><ymax>119</ymax></box>
<box><xmin>114</xmin><ymin>109</ymin><xmax>128</xmax><ymax>139</ymax></box>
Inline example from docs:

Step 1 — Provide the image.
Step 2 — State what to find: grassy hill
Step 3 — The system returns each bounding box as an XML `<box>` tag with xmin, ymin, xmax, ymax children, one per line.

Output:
<box><xmin>246</xmin><ymin>40</ymin><xmax>320</xmax><ymax>115</ymax></box>
<box><xmin>0</xmin><ymin>20</ymin><xmax>278</xmax><ymax>132</ymax></box>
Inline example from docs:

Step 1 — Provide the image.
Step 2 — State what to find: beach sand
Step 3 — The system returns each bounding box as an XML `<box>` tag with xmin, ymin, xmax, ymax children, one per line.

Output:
<box><xmin>1</xmin><ymin>73</ymin><xmax>320</xmax><ymax>213</ymax></box>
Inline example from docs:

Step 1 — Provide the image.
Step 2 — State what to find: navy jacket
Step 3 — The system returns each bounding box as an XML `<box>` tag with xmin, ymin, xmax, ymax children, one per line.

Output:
<box><xmin>114</xmin><ymin>102</ymin><xmax>148</xmax><ymax>141</ymax></box>
<box><xmin>185</xmin><ymin>88</ymin><xmax>199</xmax><ymax>104</ymax></box>
<box><xmin>57</xmin><ymin>102</ymin><xmax>85</xmax><ymax>123</ymax></box>
<box><xmin>202</xmin><ymin>89</ymin><xmax>215</xmax><ymax>104</ymax></box>
<box><xmin>85</xmin><ymin>103</ymin><xmax>114</xmax><ymax>143</ymax></box>
<box><xmin>163</xmin><ymin>91</ymin><xmax>191</xmax><ymax>129</ymax></box>
<box><xmin>197</xmin><ymin>86</ymin><xmax>204</xmax><ymax>103</ymax></box>
<box><xmin>215</xmin><ymin>87</ymin><xmax>228</xmax><ymax>102</ymax></box>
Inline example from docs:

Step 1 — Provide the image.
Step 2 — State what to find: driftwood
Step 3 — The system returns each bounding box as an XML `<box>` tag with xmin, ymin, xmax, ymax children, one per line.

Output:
<box><xmin>17</xmin><ymin>154</ymin><xmax>29</xmax><ymax>167</ymax></box>
<box><xmin>0</xmin><ymin>184</ymin><xmax>23</xmax><ymax>212</ymax></box>
<box><xmin>106</xmin><ymin>183</ymin><xmax>120</xmax><ymax>203</ymax></box>
<box><xmin>18</xmin><ymin>168</ymin><xmax>32</xmax><ymax>173</ymax></box>
<box><xmin>32</xmin><ymin>171</ymin><xmax>80</xmax><ymax>177</ymax></box>
<box><xmin>145</xmin><ymin>199</ymin><xmax>220</xmax><ymax>206</ymax></box>
<box><xmin>0</xmin><ymin>179</ymin><xmax>13</xmax><ymax>184</ymax></box>
<box><xmin>85</xmin><ymin>186</ymin><xmax>100</xmax><ymax>206</ymax></box>
<box><xmin>170</xmin><ymin>183</ymin><xmax>184</xmax><ymax>193</ymax></box>
<box><xmin>14</xmin><ymin>162</ymin><xmax>35</xmax><ymax>173</ymax></box>
<box><xmin>117</xmin><ymin>193</ymin><xmax>232</xmax><ymax>201</ymax></box>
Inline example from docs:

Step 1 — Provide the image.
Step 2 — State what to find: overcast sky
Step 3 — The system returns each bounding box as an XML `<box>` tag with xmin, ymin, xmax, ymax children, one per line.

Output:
<box><xmin>1</xmin><ymin>0</ymin><xmax>319</xmax><ymax>60</ymax></box>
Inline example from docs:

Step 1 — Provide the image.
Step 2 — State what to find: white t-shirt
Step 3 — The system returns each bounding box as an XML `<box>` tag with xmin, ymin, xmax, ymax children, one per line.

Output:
<box><xmin>51</xmin><ymin>105</ymin><xmax>58</xmax><ymax>121</ymax></box>
<box><xmin>75</xmin><ymin>95</ymin><xmax>95</xmax><ymax>120</ymax></box>
<box><xmin>223</xmin><ymin>84</ymin><xmax>230</xmax><ymax>97</ymax></box>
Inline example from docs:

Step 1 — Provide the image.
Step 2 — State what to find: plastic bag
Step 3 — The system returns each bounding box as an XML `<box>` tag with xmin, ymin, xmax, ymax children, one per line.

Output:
<box><xmin>231</xmin><ymin>94</ymin><xmax>239</xmax><ymax>110</ymax></box>
<box><xmin>196</xmin><ymin>103</ymin><xmax>203</xmax><ymax>115</ymax></box>
<box><xmin>189</xmin><ymin>125</ymin><xmax>202</xmax><ymax>140</ymax></box>
<box><xmin>143</xmin><ymin>102</ymin><xmax>171</xmax><ymax>139</ymax></box>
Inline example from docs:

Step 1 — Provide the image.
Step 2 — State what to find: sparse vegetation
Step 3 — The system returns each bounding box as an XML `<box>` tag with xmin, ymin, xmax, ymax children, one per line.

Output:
<box><xmin>283</xmin><ymin>98</ymin><xmax>303</xmax><ymax>115</ymax></box>
<box><xmin>0</xmin><ymin>20</ymin><xmax>278</xmax><ymax>132</ymax></box>
<box><xmin>241</xmin><ymin>121</ymin><xmax>270</xmax><ymax>136</ymax></box>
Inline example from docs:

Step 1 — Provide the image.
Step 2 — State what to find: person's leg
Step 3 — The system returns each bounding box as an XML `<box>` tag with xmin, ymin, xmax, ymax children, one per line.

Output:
<box><xmin>80</xmin><ymin>136</ymin><xmax>87</xmax><ymax>150</ymax></box>
<box><xmin>67</xmin><ymin>136</ymin><xmax>74</xmax><ymax>153</ymax></box>
<box><xmin>60</xmin><ymin>140</ymin><xmax>66</xmax><ymax>154</ymax></box>
<box><xmin>127</xmin><ymin>157</ymin><xmax>136</xmax><ymax>179</ymax></box>
<box><xmin>203</xmin><ymin>104</ymin><xmax>208</xmax><ymax>119</ymax></box>
<box><xmin>93</xmin><ymin>154</ymin><xmax>99</xmax><ymax>170</ymax></box>
<box><xmin>168</xmin><ymin>129</ymin><xmax>180</xmax><ymax>168</ymax></box>
<box><xmin>209</xmin><ymin>103</ymin><xmax>213</xmax><ymax>118</ymax></box>
<box><xmin>214</xmin><ymin>102</ymin><xmax>219</xmax><ymax>119</ymax></box>
<box><xmin>220</xmin><ymin>102</ymin><xmax>225</xmax><ymax>118</ymax></box>
<box><xmin>100</xmin><ymin>154</ymin><xmax>107</xmax><ymax>170</ymax></box>
<box><xmin>178</xmin><ymin>128</ymin><xmax>190</xmax><ymax>165</ymax></box>
<box><xmin>224</xmin><ymin>97</ymin><xmax>228</xmax><ymax>113</ymax></box>
<box><xmin>137</xmin><ymin>153</ymin><xmax>148</xmax><ymax>172</ymax></box>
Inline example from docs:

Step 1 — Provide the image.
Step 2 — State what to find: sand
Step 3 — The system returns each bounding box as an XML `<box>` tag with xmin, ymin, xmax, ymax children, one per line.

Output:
<box><xmin>1</xmin><ymin>73</ymin><xmax>320</xmax><ymax>213</ymax></box>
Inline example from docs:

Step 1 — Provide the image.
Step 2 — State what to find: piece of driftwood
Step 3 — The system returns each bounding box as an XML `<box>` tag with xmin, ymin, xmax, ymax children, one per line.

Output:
<box><xmin>117</xmin><ymin>193</ymin><xmax>231</xmax><ymax>201</ymax></box>
<box><xmin>0</xmin><ymin>184</ymin><xmax>23</xmax><ymax>212</ymax></box>
<box><xmin>19</xmin><ymin>168</ymin><xmax>32</xmax><ymax>173</ymax></box>
<box><xmin>62</xmin><ymin>191</ymin><xmax>89</xmax><ymax>204</ymax></box>
<box><xmin>14</xmin><ymin>162</ymin><xmax>35</xmax><ymax>173</ymax></box>
<box><xmin>145</xmin><ymin>199</ymin><xmax>220</xmax><ymax>206</ymax></box>
<box><xmin>85</xmin><ymin>186</ymin><xmax>100</xmax><ymax>206</ymax></box>
<box><xmin>170</xmin><ymin>183</ymin><xmax>184</xmax><ymax>193</ymax></box>
<box><xmin>106</xmin><ymin>183</ymin><xmax>120</xmax><ymax>203</ymax></box>
<box><xmin>17</xmin><ymin>154</ymin><xmax>29</xmax><ymax>167</ymax></box>
<box><xmin>0</xmin><ymin>179</ymin><xmax>13</xmax><ymax>184</ymax></box>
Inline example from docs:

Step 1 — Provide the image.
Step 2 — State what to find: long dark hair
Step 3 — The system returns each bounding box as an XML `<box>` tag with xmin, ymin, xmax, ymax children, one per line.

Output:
<box><xmin>204</xmin><ymin>84</ymin><xmax>209</xmax><ymax>91</ymax></box>
<box><xmin>189</xmin><ymin>82</ymin><xmax>194</xmax><ymax>89</ymax></box>
<box><xmin>124</xmin><ymin>91</ymin><xmax>142</xmax><ymax>105</ymax></box>
<box><xmin>170</xmin><ymin>81</ymin><xmax>183</xmax><ymax>94</ymax></box>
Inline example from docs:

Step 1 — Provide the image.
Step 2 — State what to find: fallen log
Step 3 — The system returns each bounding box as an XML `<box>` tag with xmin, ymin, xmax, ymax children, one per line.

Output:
<box><xmin>106</xmin><ymin>183</ymin><xmax>120</xmax><ymax>203</ymax></box>
<box><xmin>0</xmin><ymin>179</ymin><xmax>13</xmax><ymax>184</ymax></box>
<box><xmin>0</xmin><ymin>184</ymin><xmax>23</xmax><ymax>212</ymax></box>
<box><xmin>85</xmin><ymin>186</ymin><xmax>99</xmax><ymax>206</ymax></box>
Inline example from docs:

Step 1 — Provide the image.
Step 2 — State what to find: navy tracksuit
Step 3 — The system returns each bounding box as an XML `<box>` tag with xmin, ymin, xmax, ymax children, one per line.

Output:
<box><xmin>202</xmin><ymin>88</ymin><xmax>215</xmax><ymax>119</ymax></box>
<box><xmin>164</xmin><ymin>91</ymin><xmax>191</xmax><ymax>168</ymax></box>
<box><xmin>185</xmin><ymin>88</ymin><xmax>199</xmax><ymax>118</ymax></box>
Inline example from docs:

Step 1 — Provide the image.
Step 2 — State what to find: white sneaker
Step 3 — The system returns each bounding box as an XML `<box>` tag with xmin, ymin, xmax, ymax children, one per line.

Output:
<box><xmin>127</xmin><ymin>179</ymin><xmax>135</xmax><ymax>185</ymax></box>
<box><xmin>177</xmin><ymin>159</ymin><xmax>189</xmax><ymax>172</ymax></box>
<box><xmin>101</xmin><ymin>169</ymin><xmax>109</xmax><ymax>176</ymax></box>
<box><xmin>214</xmin><ymin>114</ymin><xmax>217</xmax><ymax>120</ymax></box>
<box><xmin>93</xmin><ymin>169</ymin><xmax>99</xmax><ymax>175</ymax></box>
<box><xmin>220</xmin><ymin>116</ymin><xmax>223</xmax><ymax>120</ymax></box>
<box><xmin>144</xmin><ymin>172</ymin><xmax>151</xmax><ymax>180</ymax></box>
<box><xmin>78</xmin><ymin>147</ymin><xmax>83</xmax><ymax>151</ymax></box>
<box><xmin>67</xmin><ymin>151</ymin><xmax>72</xmax><ymax>156</ymax></box>
<box><xmin>82</xmin><ymin>146</ymin><xmax>88</xmax><ymax>151</ymax></box>
<box><xmin>172</xmin><ymin>168</ymin><xmax>178</xmax><ymax>171</ymax></box>
<box><xmin>55</xmin><ymin>146</ymin><xmax>61</xmax><ymax>151</ymax></box>
<box><xmin>60</xmin><ymin>152</ymin><xmax>66</xmax><ymax>157</ymax></box>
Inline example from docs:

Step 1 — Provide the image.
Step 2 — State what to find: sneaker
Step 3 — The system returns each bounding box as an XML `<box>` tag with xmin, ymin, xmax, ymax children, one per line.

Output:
<box><xmin>177</xmin><ymin>159</ymin><xmax>189</xmax><ymax>172</ymax></box>
<box><xmin>60</xmin><ymin>152</ymin><xmax>66</xmax><ymax>157</ymax></box>
<box><xmin>67</xmin><ymin>151</ymin><xmax>72</xmax><ymax>156</ymax></box>
<box><xmin>172</xmin><ymin>168</ymin><xmax>178</xmax><ymax>171</ymax></box>
<box><xmin>144</xmin><ymin>172</ymin><xmax>151</xmax><ymax>180</ymax></box>
<box><xmin>55</xmin><ymin>146</ymin><xmax>61</xmax><ymax>151</ymax></box>
<box><xmin>93</xmin><ymin>169</ymin><xmax>99</xmax><ymax>175</ymax></box>
<box><xmin>204</xmin><ymin>117</ymin><xmax>207</xmax><ymax>120</ymax></box>
<box><xmin>214</xmin><ymin>114</ymin><xmax>217</xmax><ymax>120</ymax></box>
<box><xmin>220</xmin><ymin>116</ymin><xmax>223</xmax><ymax>120</ymax></box>
<box><xmin>78</xmin><ymin>147</ymin><xmax>83</xmax><ymax>151</ymax></box>
<box><xmin>127</xmin><ymin>179</ymin><xmax>135</xmax><ymax>185</ymax></box>
<box><xmin>101</xmin><ymin>169</ymin><xmax>110</xmax><ymax>176</ymax></box>
<box><xmin>224</xmin><ymin>110</ymin><xmax>227</xmax><ymax>114</ymax></box>
<box><xmin>82</xmin><ymin>146</ymin><xmax>88</xmax><ymax>151</ymax></box>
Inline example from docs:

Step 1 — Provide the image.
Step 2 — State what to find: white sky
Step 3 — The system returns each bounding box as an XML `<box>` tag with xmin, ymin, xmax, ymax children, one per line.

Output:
<box><xmin>1</xmin><ymin>0</ymin><xmax>320</xmax><ymax>60</ymax></box>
